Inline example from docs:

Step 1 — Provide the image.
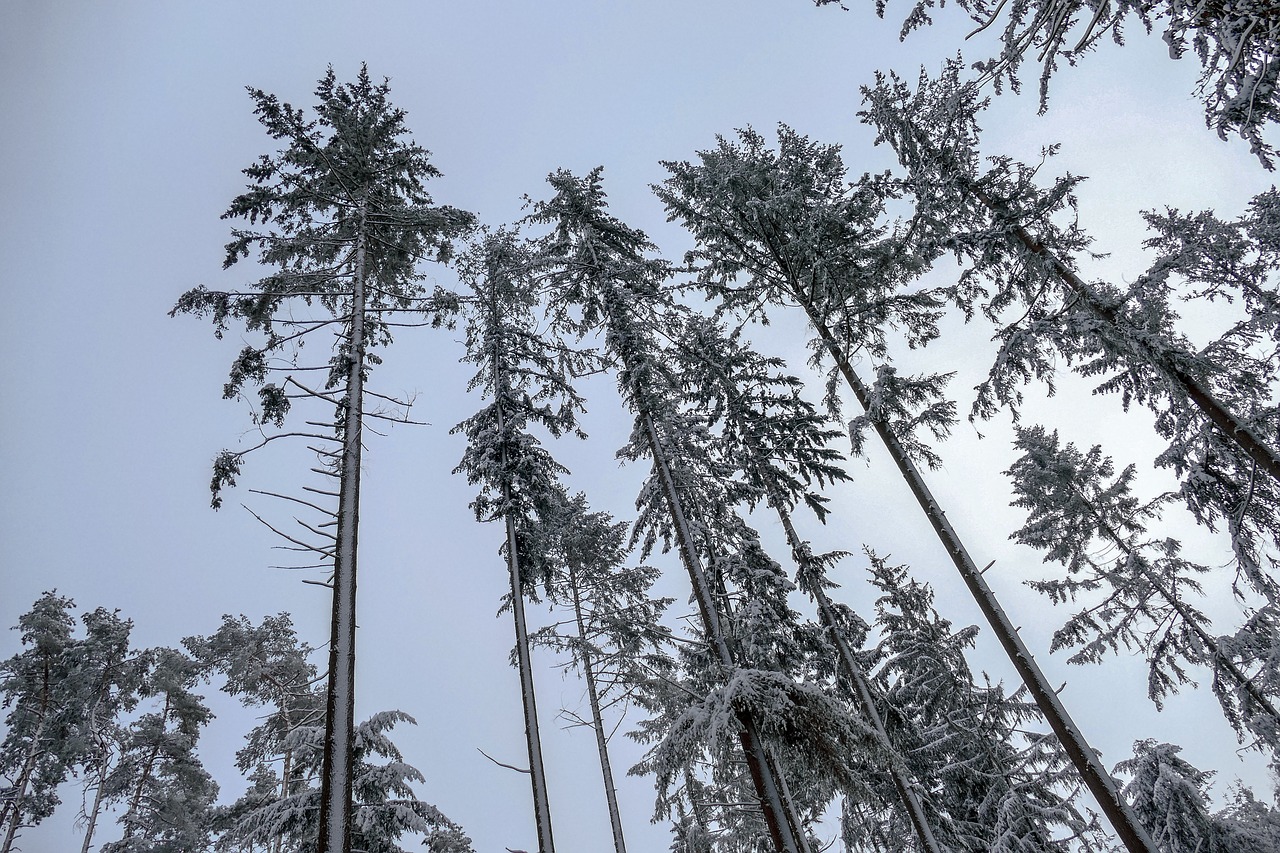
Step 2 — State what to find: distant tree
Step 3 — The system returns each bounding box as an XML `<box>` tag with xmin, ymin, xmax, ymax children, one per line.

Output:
<box><xmin>453</xmin><ymin>227</ymin><xmax>594</xmax><ymax>853</ymax></box>
<box><xmin>1007</xmin><ymin>425</ymin><xmax>1280</xmax><ymax>750</ymax></box>
<box><xmin>70</xmin><ymin>607</ymin><xmax>148</xmax><ymax>853</ymax></box>
<box><xmin>100</xmin><ymin>648</ymin><xmax>219</xmax><ymax>853</ymax></box>
<box><xmin>187</xmin><ymin>613</ymin><xmax>324</xmax><ymax>853</ymax></box>
<box><xmin>171</xmin><ymin>66</ymin><xmax>473</xmax><ymax>853</ymax></box>
<box><xmin>530</xmin><ymin>492</ymin><xmax>672</xmax><ymax>853</ymax></box>
<box><xmin>214</xmin><ymin>710</ymin><xmax>474</xmax><ymax>853</ymax></box>
<box><xmin>813</xmin><ymin>0</ymin><xmax>1280</xmax><ymax>166</ymax></box>
<box><xmin>0</xmin><ymin>592</ymin><xmax>81</xmax><ymax>853</ymax></box>
<box><xmin>1116</xmin><ymin>740</ymin><xmax>1249</xmax><ymax>853</ymax></box>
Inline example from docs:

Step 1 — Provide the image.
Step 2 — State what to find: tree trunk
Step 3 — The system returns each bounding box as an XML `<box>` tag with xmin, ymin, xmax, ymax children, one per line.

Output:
<box><xmin>499</xmin><ymin>445</ymin><xmax>556</xmax><ymax>851</ymax></box>
<box><xmin>805</xmin><ymin>309</ymin><xmax>1158</xmax><ymax>853</ymax></box>
<box><xmin>772</xmin><ymin>501</ymin><xmax>944</xmax><ymax>853</ymax></box>
<box><xmin>568</xmin><ymin>561</ymin><xmax>626</xmax><ymax>853</ymax></box>
<box><xmin>79</xmin><ymin>767</ymin><xmax>107</xmax><ymax>853</ymax></box>
<box><xmin>318</xmin><ymin>201</ymin><xmax>368</xmax><ymax>853</ymax></box>
<box><xmin>640</xmin><ymin>410</ymin><xmax>809</xmax><ymax>853</ymax></box>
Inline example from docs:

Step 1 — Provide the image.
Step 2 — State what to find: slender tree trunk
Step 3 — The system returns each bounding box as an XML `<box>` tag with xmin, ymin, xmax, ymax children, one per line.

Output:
<box><xmin>567</xmin><ymin>561</ymin><xmax>626</xmax><ymax>853</ymax></box>
<box><xmin>772</xmin><ymin>501</ymin><xmax>943</xmax><ymax>853</ymax></box>
<box><xmin>318</xmin><ymin>201</ymin><xmax>368</xmax><ymax>853</ymax></box>
<box><xmin>79</xmin><ymin>767</ymin><xmax>107</xmax><ymax>853</ymax></box>
<box><xmin>969</xmin><ymin>182</ymin><xmax>1280</xmax><ymax>484</ymax></box>
<box><xmin>640</xmin><ymin>411</ymin><xmax>809</xmax><ymax>853</ymax></box>
<box><xmin>498</xmin><ymin>431</ymin><xmax>556</xmax><ymax>851</ymax></box>
<box><xmin>804</xmin><ymin>308</ymin><xmax>1158</xmax><ymax>853</ymax></box>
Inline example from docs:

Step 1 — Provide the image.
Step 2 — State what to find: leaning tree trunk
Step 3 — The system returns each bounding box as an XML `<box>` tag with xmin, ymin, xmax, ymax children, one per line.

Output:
<box><xmin>803</xmin><ymin>303</ymin><xmax>1158</xmax><ymax>853</ymax></box>
<box><xmin>79</xmin><ymin>754</ymin><xmax>112</xmax><ymax>853</ymax></box>
<box><xmin>770</xmin><ymin>498</ymin><xmax>944</xmax><ymax>853</ymax></box>
<box><xmin>567</xmin><ymin>560</ymin><xmax>627</xmax><ymax>853</ymax></box>
<box><xmin>640</xmin><ymin>410</ymin><xmax>810</xmax><ymax>853</ymax></box>
<box><xmin>318</xmin><ymin>202</ymin><xmax>368</xmax><ymax>853</ymax></box>
<box><xmin>495</xmin><ymin>367</ymin><xmax>557</xmax><ymax>853</ymax></box>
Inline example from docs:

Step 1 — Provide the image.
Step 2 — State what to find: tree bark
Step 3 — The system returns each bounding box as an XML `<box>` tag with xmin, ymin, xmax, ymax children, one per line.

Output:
<box><xmin>318</xmin><ymin>201</ymin><xmax>368</xmax><ymax>853</ymax></box>
<box><xmin>806</xmin><ymin>310</ymin><xmax>1158</xmax><ymax>853</ymax></box>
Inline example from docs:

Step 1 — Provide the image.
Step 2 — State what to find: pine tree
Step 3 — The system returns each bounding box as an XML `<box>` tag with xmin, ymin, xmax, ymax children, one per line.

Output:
<box><xmin>1006</xmin><ymin>425</ymin><xmax>1280</xmax><ymax>750</ymax></box>
<box><xmin>1116</xmin><ymin>740</ymin><xmax>1241</xmax><ymax>853</ymax></box>
<box><xmin>187</xmin><ymin>613</ymin><xmax>324</xmax><ymax>853</ymax></box>
<box><xmin>0</xmin><ymin>592</ymin><xmax>82</xmax><ymax>853</ymax></box>
<box><xmin>658</xmin><ymin>124</ymin><xmax>1155</xmax><ymax>853</ymax></box>
<box><xmin>452</xmin><ymin>227</ymin><xmax>593</xmax><ymax>853</ymax></box>
<box><xmin>100</xmin><ymin>648</ymin><xmax>219</xmax><ymax>853</ymax></box>
<box><xmin>171</xmin><ymin>66</ymin><xmax>473</xmax><ymax>853</ymax></box>
<box><xmin>528</xmin><ymin>167</ymin><xmax>814</xmax><ymax>853</ymax></box>
<box><xmin>530</xmin><ymin>492</ymin><xmax>672</xmax><ymax>853</ymax></box>
<box><xmin>70</xmin><ymin>607</ymin><xmax>147</xmax><ymax>853</ymax></box>
<box><xmin>670</xmin><ymin>313</ymin><xmax>944</xmax><ymax>852</ymax></box>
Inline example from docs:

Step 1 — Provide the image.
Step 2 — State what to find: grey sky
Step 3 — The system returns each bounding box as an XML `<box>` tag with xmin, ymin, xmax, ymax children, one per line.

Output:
<box><xmin>0</xmin><ymin>2</ymin><xmax>1272</xmax><ymax>851</ymax></box>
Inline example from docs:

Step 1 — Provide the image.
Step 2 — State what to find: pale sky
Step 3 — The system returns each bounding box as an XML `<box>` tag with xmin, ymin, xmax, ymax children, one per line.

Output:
<box><xmin>0</xmin><ymin>3</ymin><xmax>1272</xmax><ymax>852</ymax></box>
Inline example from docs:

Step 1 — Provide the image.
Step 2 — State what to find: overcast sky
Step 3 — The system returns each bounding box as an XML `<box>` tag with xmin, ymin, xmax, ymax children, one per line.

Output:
<box><xmin>0</xmin><ymin>3</ymin><xmax>1272</xmax><ymax>852</ymax></box>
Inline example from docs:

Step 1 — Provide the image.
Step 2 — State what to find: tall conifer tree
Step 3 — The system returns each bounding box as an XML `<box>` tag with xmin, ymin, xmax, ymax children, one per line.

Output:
<box><xmin>172</xmin><ymin>67</ymin><xmax>472</xmax><ymax>853</ymax></box>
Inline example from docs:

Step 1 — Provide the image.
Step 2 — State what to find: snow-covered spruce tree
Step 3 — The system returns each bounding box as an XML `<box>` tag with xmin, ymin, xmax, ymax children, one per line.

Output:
<box><xmin>69</xmin><ymin>606</ymin><xmax>148</xmax><ymax>853</ymax></box>
<box><xmin>215</xmin><ymin>710</ymin><xmax>474</xmax><ymax>853</ymax></box>
<box><xmin>670</xmin><ymin>313</ymin><xmax>944</xmax><ymax>853</ymax></box>
<box><xmin>813</xmin><ymin>0</ymin><xmax>1280</xmax><ymax>167</ymax></box>
<box><xmin>171</xmin><ymin>66</ymin><xmax>473</xmax><ymax>853</ymax></box>
<box><xmin>452</xmin><ymin>227</ymin><xmax>596</xmax><ymax>853</ymax></box>
<box><xmin>1007</xmin><ymin>425</ymin><xmax>1280</xmax><ymax>751</ymax></box>
<box><xmin>866</xmin><ymin>552</ymin><xmax>1106</xmax><ymax>853</ymax></box>
<box><xmin>659</xmin><ymin>125</ymin><xmax>1155</xmax><ymax>852</ymax></box>
<box><xmin>529</xmin><ymin>491</ymin><xmax>673</xmax><ymax>853</ymax></box>
<box><xmin>527</xmin><ymin>168</ymin><xmax>814</xmax><ymax>853</ymax></box>
<box><xmin>0</xmin><ymin>592</ymin><xmax>83</xmax><ymax>853</ymax></box>
<box><xmin>187</xmin><ymin>613</ymin><xmax>324</xmax><ymax>852</ymax></box>
<box><xmin>1115</xmin><ymin>739</ymin><xmax>1271</xmax><ymax>853</ymax></box>
<box><xmin>100</xmin><ymin>647</ymin><xmax>219</xmax><ymax>853</ymax></box>
<box><xmin>859</xmin><ymin>62</ymin><xmax>1280</xmax><ymax>601</ymax></box>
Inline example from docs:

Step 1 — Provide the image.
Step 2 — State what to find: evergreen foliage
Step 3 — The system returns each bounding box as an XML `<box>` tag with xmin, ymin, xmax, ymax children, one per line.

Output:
<box><xmin>865</xmin><ymin>553</ymin><xmax>1103</xmax><ymax>852</ymax></box>
<box><xmin>1007</xmin><ymin>425</ymin><xmax>1280</xmax><ymax>751</ymax></box>
<box><xmin>860</xmin><ymin>61</ymin><xmax>1280</xmax><ymax>599</ymax></box>
<box><xmin>815</xmin><ymin>0</ymin><xmax>1280</xmax><ymax>166</ymax></box>
<box><xmin>0</xmin><ymin>592</ymin><xmax>83</xmax><ymax>852</ymax></box>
